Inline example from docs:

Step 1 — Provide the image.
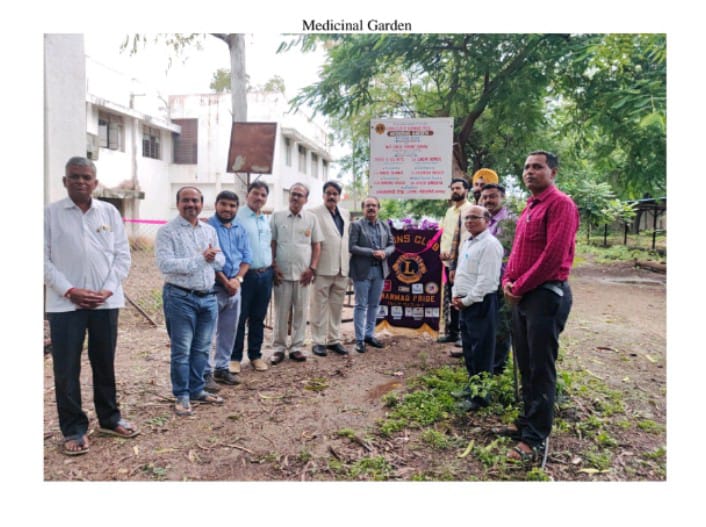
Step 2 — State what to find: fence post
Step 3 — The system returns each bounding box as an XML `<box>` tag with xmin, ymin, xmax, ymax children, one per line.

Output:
<box><xmin>652</xmin><ymin>202</ymin><xmax>658</xmax><ymax>251</ymax></box>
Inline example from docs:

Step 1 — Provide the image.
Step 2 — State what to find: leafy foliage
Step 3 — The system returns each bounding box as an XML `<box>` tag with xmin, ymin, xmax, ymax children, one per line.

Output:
<box><xmin>282</xmin><ymin>33</ymin><xmax>665</xmax><ymax>202</ymax></box>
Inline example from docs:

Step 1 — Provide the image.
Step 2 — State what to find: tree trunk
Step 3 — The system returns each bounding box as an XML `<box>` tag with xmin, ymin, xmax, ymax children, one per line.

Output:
<box><xmin>228</xmin><ymin>34</ymin><xmax>247</xmax><ymax>122</ymax></box>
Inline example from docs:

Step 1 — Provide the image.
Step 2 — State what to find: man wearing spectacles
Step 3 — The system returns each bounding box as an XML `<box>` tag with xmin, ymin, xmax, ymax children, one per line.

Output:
<box><xmin>270</xmin><ymin>183</ymin><xmax>323</xmax><ymax>364</ymax></box>
<box><xmin>349</xmin><ymin>196</ymin><xmax>396</xmax><ymax>354</ymax></box>
<box><xmin>451</xmin><ymin>205</ymin><xmax>504</xmax><ymax>411</ymax></box>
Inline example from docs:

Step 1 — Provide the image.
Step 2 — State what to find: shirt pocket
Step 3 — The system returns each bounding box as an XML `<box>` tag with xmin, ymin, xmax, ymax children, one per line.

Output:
<box><xmin>524</xmin><ymin>209</ymin><xmax>546</xmax><ymax>242</ymax></box>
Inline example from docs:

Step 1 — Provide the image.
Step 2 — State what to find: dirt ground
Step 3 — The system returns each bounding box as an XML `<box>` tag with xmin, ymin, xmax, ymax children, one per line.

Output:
<box><xmin>42</xmin><ymin>254</ymin><xmax>666</xmax><ymax>481</ymax></box>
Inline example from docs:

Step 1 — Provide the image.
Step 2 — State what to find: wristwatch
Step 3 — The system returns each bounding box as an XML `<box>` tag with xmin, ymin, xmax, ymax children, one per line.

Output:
<box><xmin>236</xmin><ymin>276</ymin><xmax>244</xmax><ymax>283</ymax></box>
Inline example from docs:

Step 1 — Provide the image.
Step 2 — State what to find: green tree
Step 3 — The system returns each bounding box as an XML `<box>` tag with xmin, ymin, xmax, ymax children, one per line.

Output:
<box><xmin>210</xmin><ymin>68</ymin><xmax>231</xmax><ymax>93</ymax></box>
<box><xmin>283</xmin><ymin>33</ymin><xmax>665</xmax><ymax>209</ymax></box>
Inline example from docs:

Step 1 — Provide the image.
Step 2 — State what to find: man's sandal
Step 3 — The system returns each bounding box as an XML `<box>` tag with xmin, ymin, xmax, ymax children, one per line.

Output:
<box><xmin>98</xmin><ymin>419</ymin><xmax>140</xmax><ymax>438</ymax></box>
<box><xmin>63</xmin><ymin>435</ymin><xmax>89</xmax><ymax>456</ymax></box>
<box><xmin>507</xmin><ymin>441</ymin><xmax>548</xmax><ymax>467</ymax></box>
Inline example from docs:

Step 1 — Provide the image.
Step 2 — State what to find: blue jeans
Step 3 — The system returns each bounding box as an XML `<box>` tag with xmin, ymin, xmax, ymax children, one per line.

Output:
<box><xmin>205</xmin><ymin>285</ymin><xmax>241</xmax><ymax>375</ymax></box>
<box><xmin>232</xmin><ymin>267</ymin><xmax>273</xmax><ymax>361</ymax></box>
<box><xmin>353</xmin><ymin>265</ymin><xmax>384</xmax><ymax>342</ymax></box>
<box><xmin>48</xmin><ymin>309</ymin><xmax>121</xmax><ymax>439</ymax></box>
<box><xmin>163</xmin><ymin>284</ymin><xmax>218</xmax><ymax>398</ymax></box>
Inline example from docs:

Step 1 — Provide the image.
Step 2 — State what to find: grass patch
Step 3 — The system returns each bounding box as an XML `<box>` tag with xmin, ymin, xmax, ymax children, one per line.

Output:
<box><xmin>637</xmin><ymin>419</ymin><xmax>665</xmax><ymax>434</ymax></box>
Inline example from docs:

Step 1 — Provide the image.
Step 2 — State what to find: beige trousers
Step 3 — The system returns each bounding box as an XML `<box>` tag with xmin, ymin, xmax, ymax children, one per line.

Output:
<box><xmin>272</xmin><ymin>280</ymin><xmax>310</xmax><ymax>353</ymax></box>
<box><xmin>309</xmin><ymin>274</ymin><xmax>349</xmax><ymax>346</ymax></box>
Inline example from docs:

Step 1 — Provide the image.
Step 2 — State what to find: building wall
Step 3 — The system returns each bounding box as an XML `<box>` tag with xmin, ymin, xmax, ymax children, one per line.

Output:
<box><xmin>168</xmin><ymin>91</ymin><xmax>333</xmax><ymax>214</ymax></box>
<box><xmin>44</xmin><ymin>34</ymin><xmax>86</xmax><ymax>205</ymax></box>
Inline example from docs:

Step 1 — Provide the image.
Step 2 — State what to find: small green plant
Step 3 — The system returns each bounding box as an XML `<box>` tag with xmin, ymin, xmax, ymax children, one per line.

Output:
<box><xmin>420</xmin><ymin>429</ymin><xmax>451</xmax><ymax>449</ymax></box>
<box><xmin>595</xmin><ymin>430</ymin><xmax>619</xmax><ymax>448</ymax></box>
<box><xmin>525</xmin><ymin>467</ymin><xmax>551</xmax><ymax>481</ymax></box>
<box><xmin>643</xmin><ymin>446</ymin><xmax>666</xmax><ymax>460</ymax></box>
<box><xmin>336</xmin><ymin>428</ymin><xmax>357</xmax><ymax>440</ymax></box>
<box><xmin>584</xmin><ymin>448</ymin><xmax>613</xmax><ymax>471</ymax></box>
<box><xmin>296</xmin><ymin>449</ymin><xmax>312</xmax><ymax>463</ymax></box>
<box><xmin>348</xmin><ymin>456</ymin><xmax>393</xmax><ymax>481</ymax></box>
<box><xmin>637</xmin><ymin>419</ymin><xmax>665</xmax><ymax>434</ymax></box>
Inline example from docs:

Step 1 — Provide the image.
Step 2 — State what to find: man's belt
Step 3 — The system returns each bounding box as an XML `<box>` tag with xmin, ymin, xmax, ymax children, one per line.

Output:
<box><xmin>538</xmin><ymin>280</ymin><xmax>566</xmax><ymax>297</ymax></box>
<box><xmin>247</xmin><ymin>266</ymin><xmax>271</xmax><ymax>274</ymax></box>
<box><xmin>166</xmin><ymin>283</ymin><xmax>215</xmax><ymax>297</ymax></box>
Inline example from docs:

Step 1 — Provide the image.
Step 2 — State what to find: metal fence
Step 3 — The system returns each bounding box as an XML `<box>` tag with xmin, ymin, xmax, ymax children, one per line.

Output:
<box><xmin>581</xmin><ymin>198</ymin><xmax>666</xmax><ymax>253</ymax></box>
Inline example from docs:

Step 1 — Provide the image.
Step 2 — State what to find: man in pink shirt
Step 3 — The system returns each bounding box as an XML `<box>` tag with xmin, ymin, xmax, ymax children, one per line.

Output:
<box><xmin>501</xmin><ymin>151</ymin><xmax>579</xmax><ymax>464</ymax></box>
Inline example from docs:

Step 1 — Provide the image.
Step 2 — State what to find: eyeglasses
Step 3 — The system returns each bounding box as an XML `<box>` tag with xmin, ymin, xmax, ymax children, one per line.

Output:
<box><xmin>290</xmin><ymin>192</ymin><xmax>306</xmax><ymax>199</ymax></box>
<box><xmin>464</xmin><ymin>215</ymin><xmax>486</xmax><ymax>221</ymax></box>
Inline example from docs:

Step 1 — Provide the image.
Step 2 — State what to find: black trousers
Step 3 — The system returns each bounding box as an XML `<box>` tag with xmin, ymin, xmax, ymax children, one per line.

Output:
<box><xmin>492</xmin><ymin>289</ymin><xmax>513</xmax><ymax>374</ymax></box>
<box><xmin>443</xmin><ymin>271</ymin><xmax>460</xmax><ymax>338</ymax></box>
<box><xmin>511</xmin><ymin>283</ymin><xmax>572</xmax><ymax>448</ymax></box>
<box><xmin>48</xmin><ymin>309</ymin><xmax>122</xmax><ymax>439</ymax></box>
<box><xmin>459</xmin><ymin>293</ymin><xmax>497</xmax><ymax>403</ymax></box>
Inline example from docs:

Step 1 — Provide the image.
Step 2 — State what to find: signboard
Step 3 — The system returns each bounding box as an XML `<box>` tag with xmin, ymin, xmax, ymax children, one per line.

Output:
<box><xmin>376</xmin><ymin>225</ymin><xmax>443</xmax><ymax>337</ymax></box>
<box><xmin>369</xmin><ymin>117</ymin><xmax>454</xmax><ymax>200</ymax></box>
<box><xmin>226</xmin><ymin>122</ymin><xmax>277</xmax><ymax>174</ymax></box>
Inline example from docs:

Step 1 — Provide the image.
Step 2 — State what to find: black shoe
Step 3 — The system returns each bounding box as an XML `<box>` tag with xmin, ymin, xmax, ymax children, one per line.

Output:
<box><xmin>364</xmin><ymin>336</ymin><xmax>384</xmax><ymax>348</ymax></box>
<box><xmin>355</xmin><ymin>341</ymin><xmax>366</xmax><ymax>353</ymax></box>
<box><xmin>457</xmin><ymin>398</ymin><xmax>488</xmax><ymax>412</ymax></box>
<box><xmin>449</xmin><ymin>350</ymin><xmax>464</xmax><ymax>358</ymax></box>
<box><xmin>204</xmin><ymin>373</ymin><xmax>222</xmax><ymax>392</ymax></box>
<box><xmin>437</xmin><ymin>335</ymin><xmax>459</xmax><ymax>343</ymax></box>
<box><xmin>454</xmin><ymin>339</ymin><xmax>463</xmax><ymax>348</ymax></box>
<box><xmin>312</xmin><ymin>344</ymin><xmax>328</xmax><ymax>357</ymax></box>
<box><xmin>214</xmin><ymin>368</ymin><xmax>241</xmax><ymax>385</ymax></box>
<box><xmin>327</xmin><ymin>343</ymin><xmax>349</xmax><ymax>355</ymax></box>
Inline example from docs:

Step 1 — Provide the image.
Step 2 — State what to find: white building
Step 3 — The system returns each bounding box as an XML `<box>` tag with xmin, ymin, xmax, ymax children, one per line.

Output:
<box><xmin>45</xmin><ymin>35</ymin><xmax>337</xmax><ymax>237</ymax></box>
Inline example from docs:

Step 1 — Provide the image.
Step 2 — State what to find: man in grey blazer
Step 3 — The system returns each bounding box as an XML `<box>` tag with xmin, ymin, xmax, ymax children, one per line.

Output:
<box><xmin>309</xmin><ymin>181</ymin><xmax>351</xmax><ymax>356</ymax></box>
<box><xmin>349</xmin><ymin>196</ymin><xmax>396</xmax><ymax>353</ymax></box>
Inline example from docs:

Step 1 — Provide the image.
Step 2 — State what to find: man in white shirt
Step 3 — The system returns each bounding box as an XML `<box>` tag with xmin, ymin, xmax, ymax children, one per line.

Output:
<box><xmin>452</xmin><ymin>205</ymin><xmax>504</xmax><ymax>411</ymax></box>
<box><xmin>44</xmin><ymin>157</ymin><xmax>138</xmax><ymax>455</ymax></box>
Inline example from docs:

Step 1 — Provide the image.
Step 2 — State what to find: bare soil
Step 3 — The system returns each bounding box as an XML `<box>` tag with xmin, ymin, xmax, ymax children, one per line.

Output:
<box><xmin>43</xmin><ymin>253</ymin><xmax>666</xmax><ymax>481</ymax></box>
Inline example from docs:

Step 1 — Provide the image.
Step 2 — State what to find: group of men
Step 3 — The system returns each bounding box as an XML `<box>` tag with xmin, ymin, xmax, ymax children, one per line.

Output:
<box><xmin>437</xmin><ymin>151</ymin><xmax>579</xmax><ymax>463</ymax></box>
<box><xmin>45</xmin><ymin>149</ymin><xmax>578</xmax><ymax>465</ymax></box>
<box><xmin>154</xmin><ymin>180</ymin><xmax>394</xmax><ymax>418</ymax></box>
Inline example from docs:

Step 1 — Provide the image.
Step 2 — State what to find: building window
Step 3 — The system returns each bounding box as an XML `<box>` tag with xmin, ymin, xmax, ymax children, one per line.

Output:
<box><xmin>311</xmin><ymin>153</ymin><xmax>319</xmax><ymax>179</ymax></box>
<box><xmin>172</xmin><ymin>119</ymin><xmax>198</xmax><ymax>164</ymax></box>
<box><xmin>322</xmin><ymin>160</ymin><xmax>329</xmax><ymax>180</ymax></box>
<box><xmin>98</xmin><ymin>111</ymin><xmax>124</xmax><ymax>151</ymax></box>
<box><xmin>142</xmin><ymin>125</ymin><xmax>161</xmax><ymax>159</ymax></box>
<box><xmin>284</xmin><ymin>137</ymin><xmax>292</xmax><ymax>167</ymax></box>
<box><xmin>298</xmin><ymin>145</ymin><xmax>307</xmax><ymax>174</ymax></box>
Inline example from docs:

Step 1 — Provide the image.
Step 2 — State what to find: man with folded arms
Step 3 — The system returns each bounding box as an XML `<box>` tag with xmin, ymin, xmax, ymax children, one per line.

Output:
<box><xmin>156</xmin><ymin>186</ymin><xmax>226</xmax><ymax>416</ymax></box>
<box><xmin>270</xmin><ymin>183</ymin><xmax>322</xmax><ymax>364</ymax></box>
<box><xmin>45</xmin><ymin>156</ymin><xmax>138</xmax><ymax>455</ymax></box>
<box><xmin>502</xmin><ymin>151</ymin><xmax>579</xmax><ymax>464</ymax></box>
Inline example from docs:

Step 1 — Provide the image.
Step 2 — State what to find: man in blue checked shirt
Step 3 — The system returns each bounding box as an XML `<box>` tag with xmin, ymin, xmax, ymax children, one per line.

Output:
<box><xmin>203</xmin><ymin>191</ymin><xmax>252</xmax><ymax>390</ymax></box>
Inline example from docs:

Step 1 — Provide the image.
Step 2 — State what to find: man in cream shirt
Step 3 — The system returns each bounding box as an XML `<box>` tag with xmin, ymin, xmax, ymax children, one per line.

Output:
<box><xmin>309</xmin><ymin>181</ymin><xmax>351</xmax><ymax>357</ymax></box>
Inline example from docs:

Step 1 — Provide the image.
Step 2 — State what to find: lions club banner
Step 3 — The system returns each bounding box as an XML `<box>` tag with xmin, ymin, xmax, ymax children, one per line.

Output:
<box><xmin>376</xmin><ymin>222</ymin><xmax>442</xmax><ymax>337</ymax></box>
